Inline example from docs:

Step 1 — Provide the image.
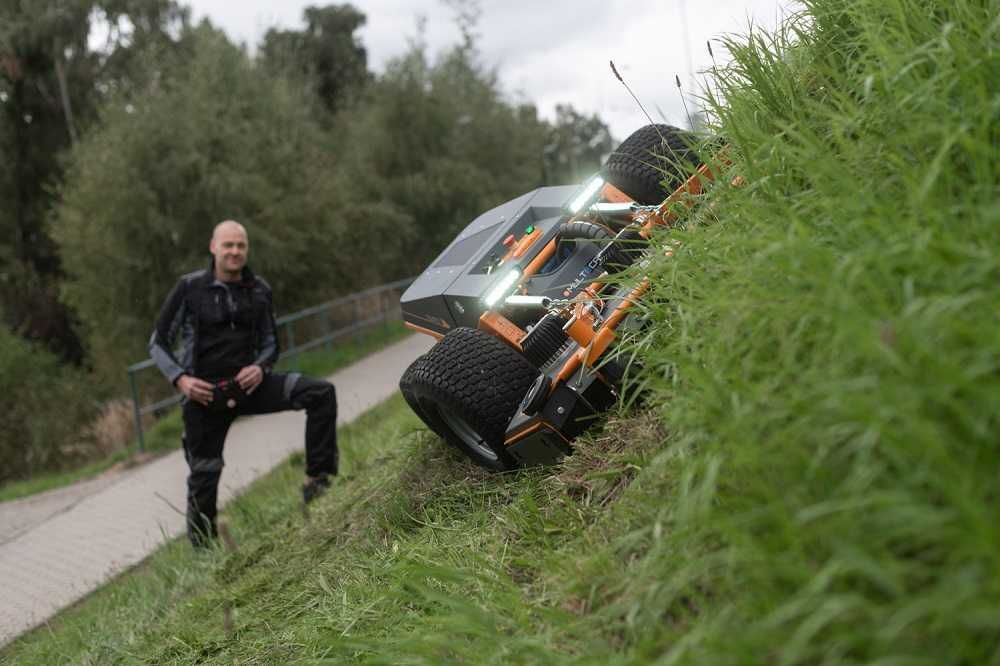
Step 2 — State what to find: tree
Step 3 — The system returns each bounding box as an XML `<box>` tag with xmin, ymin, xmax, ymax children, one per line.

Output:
<box><xmin>259</xmin><ymin>4</ymin><xmax>370</xmax><ymax>114</ymax></box>
<box><xmin>0</xmin><ymin>0</ymin><xmax>187</xmax><ymax>362</ymax></box>
<box><xmin>333</xmin><ymin>42</ymin><xmax>548</xmax><ymax>275</ymax></box>
<box><xmin>0</xmin><ymin>316</ymin><xmax>94</xmax><ymax>482</ymax></box>
<box><xmin>542</xmin><ymin>104</ymin><xmax>615</xmax><ymax>185</ymax></box>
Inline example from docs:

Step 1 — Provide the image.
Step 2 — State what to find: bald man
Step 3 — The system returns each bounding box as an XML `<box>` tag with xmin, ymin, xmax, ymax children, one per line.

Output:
<box><xmin>150</xmin><ymin>220</ymin><xmax>338</xmax><ymax>548</ymax></box>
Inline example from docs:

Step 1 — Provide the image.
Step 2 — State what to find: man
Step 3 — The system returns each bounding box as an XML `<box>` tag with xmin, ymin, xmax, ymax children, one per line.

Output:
<box><xmin>150</xmin><ymin>220</ymin><xmax>337</xmax><ymax>548</ymax></box>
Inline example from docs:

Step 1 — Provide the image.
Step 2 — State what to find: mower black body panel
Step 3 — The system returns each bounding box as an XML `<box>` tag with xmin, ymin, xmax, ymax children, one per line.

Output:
<box><xmin>398</xmin><ymin>179</ymin><xmax>629</xmax><ymax>468</ymax></box>
<box><xmin>400</xmin><ymin>184</ymin><xmax>605</xmax><ymax>336</ymax></box>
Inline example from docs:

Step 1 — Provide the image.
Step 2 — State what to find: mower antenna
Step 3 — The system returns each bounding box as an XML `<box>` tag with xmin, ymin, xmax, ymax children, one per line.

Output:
<box><xmin>610</xmin><ymin>60</ymin><xmax>662</xmax><ymax>139</ymax></box>
<box><xmin>676</xmin><ymin>74</ymin><xmax>695</xmax><ymax>130</ymax></box>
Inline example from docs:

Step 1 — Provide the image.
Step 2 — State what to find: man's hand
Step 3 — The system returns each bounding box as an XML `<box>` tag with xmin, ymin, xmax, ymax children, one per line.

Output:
<box><xmin>176</xmin><ymin>374</ymin><xmax>215</xmax><ymax>405</ymax></box>
<box><xmin>235</xmin><ymin>364</ymin><xmax>264</xmax><ymax>394</ymax></box>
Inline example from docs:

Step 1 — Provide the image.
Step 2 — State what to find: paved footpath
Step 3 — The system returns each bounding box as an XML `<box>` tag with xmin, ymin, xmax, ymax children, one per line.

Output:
<box><xmin>0</xmin><ymin>333</ymin><xmax>433</xmax><ymax>646</ymax></box>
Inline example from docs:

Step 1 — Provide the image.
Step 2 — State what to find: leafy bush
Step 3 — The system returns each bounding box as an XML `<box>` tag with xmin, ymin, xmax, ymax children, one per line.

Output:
<box><xmin>0</xmin><ymin>323</ymin><xmax>96</xmax><ymax>482</ymax></box>
<box><xmin>330</xmin><ymin>43</ymin><xmax>550</xmax><ymax>277</ymax></box>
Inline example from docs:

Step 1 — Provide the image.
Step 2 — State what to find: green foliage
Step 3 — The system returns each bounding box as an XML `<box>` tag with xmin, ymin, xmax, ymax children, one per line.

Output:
<box><xmin>0</xmin><ymin>0</ymin><xmax>188</xmax><ymax>362</ymax></box>
<box><xmin>334</xmin><ymin>44</ymin><xmax>548</xmax><ymax>275</ymax></box>
<box><xmin>259</xmin><ymin>4</ymin><xmax>370</xmax><ymax>114</ymax></box>
<box><xmin>621</xmin><ymin>0</ymin><xmax>1000</xmax><ymax>661</ymax></box>
<box><xmin>52</xmin><ymin>21</ymin><xmax>563</xmax><ymax>377</ymax></box>
<box><xmin>543</xmin><ymin>104</ymin><xmax>614</xmax><ymax>185</ymax></box>
<box><xmin>0</xmin><ymin>322</ymin><xmax>95</xmax><ymax>482</ymax></box>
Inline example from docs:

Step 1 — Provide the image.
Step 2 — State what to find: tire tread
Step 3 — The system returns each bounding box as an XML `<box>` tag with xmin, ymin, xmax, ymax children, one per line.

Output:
<box><xmin>602</xmin><ymin>124</ymin><xmax>701</xmax><ymax>204</ymax></box>
<box><xmin>400</xmin><ymin>328</ymin><xmax>539</xmax><ymax>469</ymax></box>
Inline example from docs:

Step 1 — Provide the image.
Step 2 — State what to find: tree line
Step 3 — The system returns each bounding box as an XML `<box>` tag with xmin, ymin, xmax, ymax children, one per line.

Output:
<box><xmin>0</xmin><ymin>1</ymin><xmax>615</xmax><ymax>481</ymax></box>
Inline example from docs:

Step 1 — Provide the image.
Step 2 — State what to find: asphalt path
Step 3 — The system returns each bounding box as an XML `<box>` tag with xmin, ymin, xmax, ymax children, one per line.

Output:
<box><xmin>0</xmin><ymin>333</ymin><xmax>434</xmax><ymax>646</ymax></box>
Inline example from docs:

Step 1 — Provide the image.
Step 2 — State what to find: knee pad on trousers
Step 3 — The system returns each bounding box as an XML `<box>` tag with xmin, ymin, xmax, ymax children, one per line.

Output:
<box><xmin>291</xmin><ymin>377</ymin><xmax>336</xmax><ymax>411</ymax></box>
<box><xmin>186</xmin><ymin>459</ymin><xmax>223</xmax><ymax>518</ymax></box>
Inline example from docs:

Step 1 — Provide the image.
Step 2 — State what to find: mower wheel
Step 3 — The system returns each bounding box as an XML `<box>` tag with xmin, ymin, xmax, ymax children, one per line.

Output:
<box><xmin>399</xmin><ymin>327</ymin><xmax>540</xmax><ymax>471</ymax></box>
<box><xmin>602</xmin><ymin>124</ymin><xmax>700</xmax><ymax>205</ymax></box>
<box><xmin>399</xmin><ymin>354</ymin><xmax>435</xmax><ymax>431</ymax></box>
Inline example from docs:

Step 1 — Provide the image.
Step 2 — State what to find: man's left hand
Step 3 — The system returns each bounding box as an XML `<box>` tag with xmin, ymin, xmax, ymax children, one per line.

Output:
<box><xmin>235</xmin><ymin>364</ymin><xmax>264</xmax><ymax>394</ymax></box>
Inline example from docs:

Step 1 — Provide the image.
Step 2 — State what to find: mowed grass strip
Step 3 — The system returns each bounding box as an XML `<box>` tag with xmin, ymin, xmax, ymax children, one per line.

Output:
<box><xmin>2</xmin><ymin>398</ymin><xmax>674</xmax><ymax>664</ymax></box>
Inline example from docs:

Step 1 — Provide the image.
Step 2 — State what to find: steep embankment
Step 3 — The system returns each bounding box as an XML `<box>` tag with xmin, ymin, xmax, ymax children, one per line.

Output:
<box><xmin>4</xmin><ymin>0</ymin><xmax>997</xmax><ymax>663</ymax></box>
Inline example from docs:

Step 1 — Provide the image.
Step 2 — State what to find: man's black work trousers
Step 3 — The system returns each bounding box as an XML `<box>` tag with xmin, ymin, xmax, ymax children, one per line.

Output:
<box><xmin>182</xmin><ymin>372</ymin><xmax>337</xmax><ymax>547</ymax></box>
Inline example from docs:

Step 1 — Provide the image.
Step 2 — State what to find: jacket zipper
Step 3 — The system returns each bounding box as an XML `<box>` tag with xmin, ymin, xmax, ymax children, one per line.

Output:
<box><xmin>216</xmin><ymin>292</ymin><xmax>235</xmax><ymax>330</ymax></box>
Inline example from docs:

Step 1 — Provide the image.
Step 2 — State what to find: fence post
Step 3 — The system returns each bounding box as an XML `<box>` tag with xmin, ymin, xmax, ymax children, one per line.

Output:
<box><xmin>287</xmin><ymin>320</ymin><xmax>299</xmax><ymax>371</ymax></box>
<box><xmin>321</xmin><ymin>307</ymin><xmax>332</xmax><ymax>351</ymax></box>
<box><xmin>352</xmin><ymin>294</ymin><xmax>361</xmax><ymax>338</ymax></box>
<box><xmin>384</xmin><ymin>288</ymin><xmax>393</xmax><ymax>329</ymax></box>
<box><xmin>128</xmin><ymin>368</ymin><xmax>146</xmax><ymax>452</ymax></box>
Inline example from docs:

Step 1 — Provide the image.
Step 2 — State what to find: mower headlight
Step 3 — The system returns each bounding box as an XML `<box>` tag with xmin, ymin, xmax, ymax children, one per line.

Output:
<box><xmin>567</xmin><ymin>175</ymin><xmax>605</xmax><ymax>215</ymax></box>
<box><xmin>483</xmin><ymin>268</ymin><xmax>521</xmax><ymax>307</ymax></box>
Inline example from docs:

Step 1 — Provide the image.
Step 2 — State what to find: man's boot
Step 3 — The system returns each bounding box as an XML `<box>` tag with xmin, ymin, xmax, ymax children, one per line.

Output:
<box><xmin>302</xmin><ymin>475</ymin><xmax>331</xmax><ymax>504</ymax></box>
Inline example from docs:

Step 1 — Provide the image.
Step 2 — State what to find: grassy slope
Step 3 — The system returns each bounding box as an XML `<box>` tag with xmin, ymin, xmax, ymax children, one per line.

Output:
<box><xmin>630</xmin><ymin>1</ymin><xmax>1000</xmax><ymax>661</ymax></box>
<box><xmin>5</xmin><ymin>0</ymin><xmax>998</xmax><ymax>663</ymax></box>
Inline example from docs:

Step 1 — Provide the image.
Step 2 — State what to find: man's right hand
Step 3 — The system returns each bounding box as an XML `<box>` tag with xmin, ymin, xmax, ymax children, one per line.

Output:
<box><xmin>176</xmin><ymin>375</ymin><xmax>215</xmax><ymax>406</ymax></box>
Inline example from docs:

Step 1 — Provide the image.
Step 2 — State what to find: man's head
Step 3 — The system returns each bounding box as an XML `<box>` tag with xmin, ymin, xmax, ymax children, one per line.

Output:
<box><xmin>210</xmin><ymin>220</ymin><xmax>249</xmax><ymax>281</ymax></box>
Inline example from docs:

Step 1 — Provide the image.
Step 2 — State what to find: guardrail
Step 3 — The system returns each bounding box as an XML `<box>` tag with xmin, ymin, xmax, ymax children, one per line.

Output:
<box><xmin>127</xmin><ymin>277</ymin><xmax>414</xmax><ymax>451</ymax></box>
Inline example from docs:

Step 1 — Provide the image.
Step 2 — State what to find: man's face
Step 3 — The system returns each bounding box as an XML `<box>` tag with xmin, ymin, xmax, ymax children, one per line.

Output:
<box><xmin>210</xmin><ymin>224</ymin><xmax>249</xmax><ymax>275</ymax></box>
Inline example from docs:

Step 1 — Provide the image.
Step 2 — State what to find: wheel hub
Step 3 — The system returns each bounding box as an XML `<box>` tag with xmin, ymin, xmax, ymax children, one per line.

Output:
<box><xmin>438</xmin><ymin>407</ymin><xmax>498</xmax><ymax>462</ymax></box>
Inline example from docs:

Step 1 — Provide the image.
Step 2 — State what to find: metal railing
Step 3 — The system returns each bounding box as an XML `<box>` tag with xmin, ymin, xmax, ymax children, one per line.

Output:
<box><xmin>127</xmin><ymin>277</ymin><xmax>414</xmax><ymax>451</ymax></box>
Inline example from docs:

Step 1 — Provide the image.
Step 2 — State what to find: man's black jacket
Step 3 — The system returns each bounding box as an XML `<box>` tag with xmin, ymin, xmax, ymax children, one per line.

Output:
<box><xmin>149</xmin><ymin>261</ymin><xmax>279</xmax><ymax>384</ymax></box>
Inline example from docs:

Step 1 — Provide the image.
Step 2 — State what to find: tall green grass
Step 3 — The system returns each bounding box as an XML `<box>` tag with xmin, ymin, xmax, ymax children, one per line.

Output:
<box><xmin>626</xmin><ymin>0</ymin><xmax>999</xmax><ymax>661</ymax></box>
<box><xmin>3</xmin><ymin>0</ymin><xmax>996</xmax><ymax>663</ymax></box>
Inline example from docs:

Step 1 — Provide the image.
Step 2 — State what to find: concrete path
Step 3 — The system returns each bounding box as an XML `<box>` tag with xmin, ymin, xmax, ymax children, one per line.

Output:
<box><xmin>0</xmin><ymin>333</ymin><xmax>434</xmax><ymax>646</ymax></box>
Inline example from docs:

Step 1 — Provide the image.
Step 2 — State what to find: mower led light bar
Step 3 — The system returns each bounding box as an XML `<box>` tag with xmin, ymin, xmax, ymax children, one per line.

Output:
<box><xmin>568</xmin><ymin>176</ymin><xmax>604</xmax><ymax>214</ymax></box>
<box><xmin>505</xmin><ymin>294</ymin><xmax>552</xmax><ymax>309</ymax></box>
<box><xmin>483</xmin><ymin>268</ymin><xmax>521</xmax><ymax>307</ymax></box>
<box><xmin>590</xmin><ymin>202</ymin><xmax>635</xmax><ymax>216</ymax></box>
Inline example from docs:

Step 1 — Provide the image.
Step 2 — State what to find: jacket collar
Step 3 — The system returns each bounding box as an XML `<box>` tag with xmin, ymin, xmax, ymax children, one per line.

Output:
<box><xmin>204</xmin><ymin>258</ymin><xmax>256</xmax><ymax>286</ymax></box>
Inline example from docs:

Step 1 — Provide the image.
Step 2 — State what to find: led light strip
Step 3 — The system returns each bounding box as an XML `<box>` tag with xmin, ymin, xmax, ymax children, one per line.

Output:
<box><xmin>483</xmin><ymin>268</ymin><xmax>521</xmax><ymax>307</ymax></box>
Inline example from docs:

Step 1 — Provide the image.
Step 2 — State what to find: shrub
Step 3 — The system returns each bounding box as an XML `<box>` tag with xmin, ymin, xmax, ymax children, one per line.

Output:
<box><xmin>0</xmin><ymin>323</ymin><xmax>97</xmax><ymax>482</ymax></box>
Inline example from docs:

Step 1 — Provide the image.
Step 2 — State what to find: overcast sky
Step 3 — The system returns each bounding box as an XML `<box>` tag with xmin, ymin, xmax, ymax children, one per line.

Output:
<box><xmin>183</xmin><ymin>0</ymin><xmax>797</xmax><ymax>140</ymax></box>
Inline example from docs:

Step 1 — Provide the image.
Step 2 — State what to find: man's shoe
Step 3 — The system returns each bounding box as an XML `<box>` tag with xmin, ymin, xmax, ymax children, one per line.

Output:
<box><xmin>302</xmin><ymin>476</ymin><xmax>331</xmax><ymax>504</ymax></box>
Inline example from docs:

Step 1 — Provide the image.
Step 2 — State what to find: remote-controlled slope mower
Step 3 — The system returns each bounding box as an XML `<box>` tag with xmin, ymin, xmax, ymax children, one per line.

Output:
<box><xmin>399</xmin><ymin>125</ymin><xmax>725</xmax><ymax>470</ymax></box>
